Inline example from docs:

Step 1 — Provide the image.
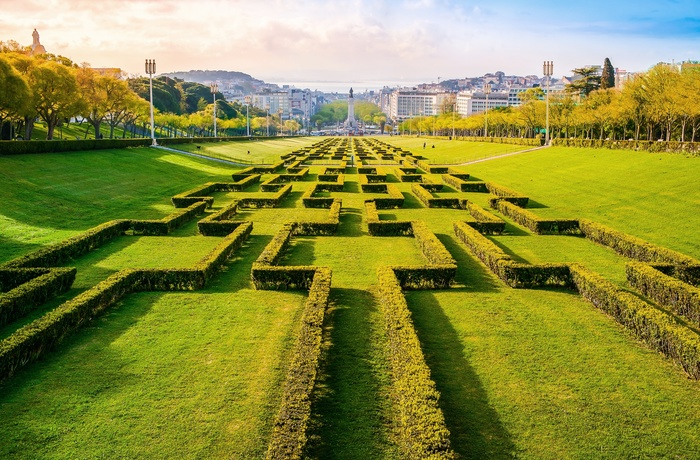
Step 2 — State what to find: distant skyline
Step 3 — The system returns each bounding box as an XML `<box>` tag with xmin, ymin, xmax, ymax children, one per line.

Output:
<box><xmin>2</xmin><ymin>0</ymin><xmax>699</xmax><ymax>90</ymax></box>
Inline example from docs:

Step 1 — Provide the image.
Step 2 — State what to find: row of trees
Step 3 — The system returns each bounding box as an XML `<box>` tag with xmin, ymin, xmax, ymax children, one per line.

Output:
<box><xmin>311</xmin><ymin>100</ymin><xmax>387</xmax><ymax>132</ymax></box>
<box><xmin>400</xmin><ymin>62</ymin><xmax>700</xmax><ymax>143</ymax></box>
<box><xmin>0</xmin><ymin>44</ymin><xmax>298</xmax><ymax>140</ymax></box>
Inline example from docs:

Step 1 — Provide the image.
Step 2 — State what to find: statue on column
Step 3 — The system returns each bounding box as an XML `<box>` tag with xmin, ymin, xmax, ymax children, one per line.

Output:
<box><xmin>30</xmin><ymin>29</ymin><xmax>47</xmax><ymax>56</ymax></box>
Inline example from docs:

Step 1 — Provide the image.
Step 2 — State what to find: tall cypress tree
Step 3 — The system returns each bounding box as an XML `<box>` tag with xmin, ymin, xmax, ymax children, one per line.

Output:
<box><xmin>601</xmin><ymin>57</ymin><xmax>616</xmax><ymax>89</ymax></box>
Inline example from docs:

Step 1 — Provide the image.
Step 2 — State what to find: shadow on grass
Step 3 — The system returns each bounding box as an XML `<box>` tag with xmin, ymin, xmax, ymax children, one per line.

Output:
<box><xmin>0</xmin><ymin>237</ymin><xmax>41</xmax><ymax>266</ymax></box>
<box><xmin>279</xmin><ymin>191</ymin><xmax>303</xmax><ymax>208</ymax></box>
<box><xmin>487</xmin><ymin>236</ymin><xmax>530</xmax><ymax>264</ymax></box>
<box><xmin>437</xmin><ymin>233</ymin><xmax>501</xmax><ymax>293</ymax></box>
<box><xmin>338</xmin><ymin>207</ymin><xmax>364</xmax><ymax>237</ymax></box>
<box><xmin>526</xmin><ymin>199</ymin><xmax>548</xmax><ymax>209</ymax></box>
<box><xmin>342</xmin><ymin>180</ymin><xmax>361</xmax><ymax>194</ymax></box>
<box><xmin>500</xmin><ymin>222</ymin><xmax>531</xmax><ymax>237</ymax></box>
<box><xmin>305</xmin><ymin>288</ymin><xmax>395</xmax><ymax>459</ymax></box>
<box><xmin>401</xmin><ymin>191</ymin><xmax>425</xmax><ymax>209</ymax></box>
<box><xmin>407</xmin><ymin>290</ymin><xmax>517</xmax><ymax>459</ymax></box>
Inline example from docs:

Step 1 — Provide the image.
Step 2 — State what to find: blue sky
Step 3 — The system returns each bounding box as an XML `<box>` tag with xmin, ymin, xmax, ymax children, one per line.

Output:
<box><xmin>1</xmin><ymin>0</ymin><xmax>698</xmax><ymax>88</ymax></box>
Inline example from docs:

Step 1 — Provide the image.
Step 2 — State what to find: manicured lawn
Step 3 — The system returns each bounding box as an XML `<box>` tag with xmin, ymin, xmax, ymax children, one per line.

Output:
<box><xmin>384</xmin><ymin>136</ymin><xmax>526</xmax><ymax>164</ymax></box>
<box><xmin>3</xmin><ymin>138</ymin><xmax>700</xmax><ymax>458</ymax></box>
<box><xmin>174</xmin><ymin>137</ymin><xmax>320</xmax><ymax>164</ymax></box>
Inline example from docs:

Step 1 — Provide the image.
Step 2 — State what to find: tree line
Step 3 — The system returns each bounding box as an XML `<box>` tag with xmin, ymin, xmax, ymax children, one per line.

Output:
<box><xmin>0</xmin><ymin>43</ymin><xmax>296</xmax><ymax>140</ymax></box>
<box><xmin>399</xmin><ymin>60</ymin><xmax>700</xmax><ymax>143</ymax></box>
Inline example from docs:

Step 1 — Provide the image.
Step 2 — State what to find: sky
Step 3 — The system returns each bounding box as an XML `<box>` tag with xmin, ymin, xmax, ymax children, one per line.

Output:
<box><xmin>2</xmin><ymin>0</ymin><xmax>699</xmax><ymax>91</ymax></box>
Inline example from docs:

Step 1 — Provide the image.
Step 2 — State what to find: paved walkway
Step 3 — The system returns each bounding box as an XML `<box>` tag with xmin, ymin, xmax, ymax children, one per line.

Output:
<box><xmin>456</xmin><ymin>145</ymin><xmax>548</xmax><ymax>166</ymax></box>
<box><xmin>151</xmin><ymin>144</ymin><xmax>253</xmax><ymax>167</ymax></box>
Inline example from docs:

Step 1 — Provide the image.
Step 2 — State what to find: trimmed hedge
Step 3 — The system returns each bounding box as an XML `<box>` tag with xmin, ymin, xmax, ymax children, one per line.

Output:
<box><xmin>2</xmin><ymin>219</ymin><xmax>131</xmax><ymax>269</ymax></box>
<box><xmin>302</xmin><ymin>183</ymin><xmax>335</xmax><ymax>208</ymax></box>
<box><xmin>551</xmin><ymin>138</ymin><xmax>700</xmax><ymax>154</ymax></box>
<box><xmin>0</xmin><ymin>138</ymin><xmax>151</xmax><ymax>155</ymax></box>
<box><xmin>365</xmin><ymin>201</ymin><xmax>413</xmax><ymax>236</ymax></box>
<box><xmin>376</xmin><ymin>267</ymin><xmax>455</xmax><ymax>459</ymax></box>
<box><xmin>395</xmin><ymin>167</ymin><xmax>422</xmax><ymax>182</ymax></box>
<box><xmin>0</xmin><ymin>222</ymin><xmax>253</xmax><ymax>381</ymax></box>
<box><xmin>130</xmin><ymin>201</ymin><xmax>208</xmax><ymax>235</ymax></box>
<box><xmin>580</xmin><ymin>220</ymin><xmax>700</xmax><ymax>266</ymax></box>
<box><xmin>197</xmin><ymin>201</ymin><xmax>248</xmax><ymax>236</ymax></box>
<box><xmin>239</xmin><ymin>184</ymin><xmax>292</xmax><ymax>208</ymax></box>
<box><xmin>171</xmin><ymin>182</ymin><xmax>216</xmax><ymax>208</ymax></box>
<box><xmin>412</xmin><ymin>221</ymin><xmax>455</xmax><ymax>265</ymax></box>
<box><xmin>265</xmin><ymin>267</ymin><xmax>332</xmax><ymax>460</ymax></box>
<box><xmin>453</xmin><ymin>221</ymin><xmax>572</xmax><ymax>288</ymax></box>
<box><xmin>290</xmin><ymin>199</ymin><xmax>341</xmax><ymax>236</ymax></box>
<box><xmin>374</xmin><ymin>184</ymin><xmax>405</xmax><ymax>209</ymax></box>
<box><xmin>627</xmin><ymin>262</ymin><xmax>700</xmax><ymax>328</ymax></box>
<box><xmin>460</xmin><ymin>199</ymin><xmax>505</xmax><ymax>235</ymax></box>
<box><xmin>494</xmin><ymin>200</ymin><xmax>581</xmax><ymax>235</ymax></box>
<box><xmin>416</xmin><ymin>160</ymin><xmax>449</xmax><ymax>174</ymax></box>
<box><xmin>570</xmin><ymin>263</ymin><xmax>700</xmax><ymax>379</ymax></box>
<box><xmin>411</xmin><ymin>184</ymin><xmax>460</xmax><ymax>209</ymax></box>
<box><xmin>0</xmin><ymin>268</ymin><xmax>76</xmax><ymax>328</ymax></box>
<box><xmin>486</xmin><ymin>182</ymin><xmax>529</xmax><ymax>207</ymax></box>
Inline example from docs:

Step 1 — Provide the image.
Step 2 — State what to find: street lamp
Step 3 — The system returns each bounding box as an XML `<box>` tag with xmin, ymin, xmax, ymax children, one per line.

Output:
<box><xmin>210</xmin><ymin>82</ymin><xmax>218</xmax><ymax>137</ymax></box>
<box><xmin>244</xmin><ymin>95</ymin><xmax>251</xmax><ymax>137</ymax></box>
<box><xmin>484</xmin><ymin>83</ymin><xmax>491</xmax><ymax>138</ymax></box>
<box><xmin>145</xmin><ymin>59</ymin><xmax>157</xmax><ymax>146</ymax></box>
<box><xmin>265</xmin><ymin>104</ymin><xmax>270</xmax><ymax>137</ymax></box>
<box><xmin>452</xmin><ymin>101</ymin><xmax>456</xmax><ymax>140</ymax></box>
<box><xmin>543</xmin><ymin>60</ymin><xmax>554</xmax><ymax>145</ymax></box>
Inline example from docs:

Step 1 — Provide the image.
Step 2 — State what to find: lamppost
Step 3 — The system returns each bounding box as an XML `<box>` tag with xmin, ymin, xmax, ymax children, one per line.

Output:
<box><xmin>265</xmin><ymin>104</ymin><xmax>270</xmax><ymax>137</ymax></box>
<box><xmin>145</xmin><ymin>59</ymin><xmax>157</xmax><ymax>146</ymax></box>
<box><xmin>244</xmin><ymin>95</ymin><xmax>251</xmax><ymax>137</ymax></box>
<box><xmin>543</xmin><ymin>60</ymin><xmax>554</xmax><ymax>145</ymax></box>
<box><xmin>484</xmin><ymin>83</ymin><xmax>491</xmax><ymax>137</ymax></box>
<box><xmin>210</xmin><ymin>82</ymin><xmax>218</xmax><ymax>137</ymax></box>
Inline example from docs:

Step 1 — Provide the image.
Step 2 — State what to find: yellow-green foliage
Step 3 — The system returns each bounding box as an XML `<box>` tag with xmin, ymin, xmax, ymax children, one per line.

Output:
<box><xmin>495</xmin><ymin>200</ymin><xmax>581</xmax><ymax>235</ymax></box>
<box><xmin>376</xmin><ymin>267</ymin><xmax>455</xmax><ymax>459</ymax></box>
<box><xmin>627</xmin><ymin>262</ymin><xmax>700</xmax><ymax>328</ymax></box>
<box><xmin>580</xmin><ymin>220</ymin><xmax>700</xmax><ymax>265</ymax></box>
<box><xmin>266</xmin><ymin>267</ymin><xmax>332</xmax><ymax>460</ymax></box>
<box><xmin>571</xmin><ymin>263</ymin><xmax>700</xmax><ymax>379</ymax></box>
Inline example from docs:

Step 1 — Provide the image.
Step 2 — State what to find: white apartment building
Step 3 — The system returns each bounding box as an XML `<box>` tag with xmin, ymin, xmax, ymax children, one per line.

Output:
<box><xmin>388</xmin><ymin>89</ymin><xmax>452</xmax><ymax>120</ymax></box>
<box><xmin>456</xmin><ymin>91</ymin><xmax>509</xmax><ymax>116</ymax></box>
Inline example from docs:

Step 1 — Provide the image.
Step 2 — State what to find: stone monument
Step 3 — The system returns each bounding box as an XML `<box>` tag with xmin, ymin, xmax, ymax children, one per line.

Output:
<box><xmin>345</xmin><ymin>88</ymin><xmax>355</xmax><ymax>129</ymax></box>
<box><xmin>30</xmin><ymin>29</ymin><xmax>47</xmax><ymax>56</ymax></box>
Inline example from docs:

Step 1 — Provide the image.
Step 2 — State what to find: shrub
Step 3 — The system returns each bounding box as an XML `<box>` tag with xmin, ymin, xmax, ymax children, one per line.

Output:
<box><xmin>570</xmin><ymin>263</ymin><xmax>700</xmax><ymax>379</ymax></box>
<box><xmin>627</xmin><ymin>262</ymin><xmax>700</xmax><ymax>328</ymax></box>
<box><xmin>365</xmin><ymin>201</ymin><xmax>412</xmax><ymax>236</ymax></box>
<box><xmin>580</xmin><ymin>220</ymin><xmax>700</xmax><ymax>266</ymax></box>
<box><xmin>453</xmin><ymin>221</ymin><xmax>572</xmax><ymax>288</ymax></box>
<box><xmin>130</xmin><ymin>201</ymin><xmax>207</xmax><ymax>235</ymax></box>
<box><xmin>239</xmin><ymin>184</ymin><xmax>292</xmax><ymax>208</ymax></box>
<box><xmin>2</xmin><ymin>219</ymin><xmax>131</xmax><ymax>269</ymax></box>
<box><xmin>291</xmin><ymin>199</ymin><xmax>341</xmax><ymax>236</ymax></box>
<box><xmin>395</xmin><ymin>167</ymin><xmax>422</xmax><ymax>182</ymax></box>
<box><xmin>171</xmin><ymin>182</ymin><xmax>217</xmax><ymax>208</ymax></box>
<box><xmin>376</xmin><ymin>267</ymin><xmax>455</xmax><ymax>459</ymax></box>
<box><xmin>486</xmin><ymin>182</ymin><xmax>529</xmax><ymax>207</ymax></box>
<box><xmin>411</xmin><ymin>221</ymin><xmax>455</xmax><ymax>265</ymax></box>
<box><xmin>0</xmin><ymin>138</ymin><xmax>151</xmax><ymax>155</ymax></box>
<box><xmin>374</xmin><ymin>184</ymin><xmax>404</xmax><ymax>209</ymax></box>
<box><xmin>411</xmin><ymin>184</ymin><xmax>460</xmax><ymax>209</ymax></box>
<box><xmin>495</xmin><ymin>201</ymin><xmax>581</xmax><ymax>235</ymax></box>
<box><xmin>266</xmin><ymin>268</ymin><xmax>332</xmax><ymax>460</ymax></box>
<box><xmin>0</xmin><ymin>268</ymin><xmax>76</xmax><ymax>328</ymax></box>
<box><xmin>460</xmin><ymin>200</ymin><xmax>505</xmax><ymax>234</ymax></box>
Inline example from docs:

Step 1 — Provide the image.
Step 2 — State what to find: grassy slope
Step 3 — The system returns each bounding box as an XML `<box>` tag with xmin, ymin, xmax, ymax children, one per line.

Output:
<box><xmin>3</xmin><ymin>140</ymin><xmax>700</xmax><ymax>458</ymax></box>
<box><xmin>383</xmin><ymin>135</ymin><xmax>526</xmax><ymax>164</ymax></box>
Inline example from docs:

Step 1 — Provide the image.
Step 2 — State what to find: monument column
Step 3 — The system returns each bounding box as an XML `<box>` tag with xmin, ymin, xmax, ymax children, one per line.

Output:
<box><xmin>346</xmin><ymin>88</ymin><xmax>355</xmax><ymax>130</ymax></box>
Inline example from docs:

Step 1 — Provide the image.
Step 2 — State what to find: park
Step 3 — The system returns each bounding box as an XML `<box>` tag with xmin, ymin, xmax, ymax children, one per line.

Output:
<box><xmin>2</xmin><ymin>135</ymin><xmax>700</xmax><ymax>459</ymax></box>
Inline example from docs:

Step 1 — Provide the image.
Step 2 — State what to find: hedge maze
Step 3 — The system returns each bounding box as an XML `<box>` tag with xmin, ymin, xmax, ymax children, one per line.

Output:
<box><xmin>3</xmin><ymin>136</ymin><xmax>700</xmax><ymax>457</ymax></box>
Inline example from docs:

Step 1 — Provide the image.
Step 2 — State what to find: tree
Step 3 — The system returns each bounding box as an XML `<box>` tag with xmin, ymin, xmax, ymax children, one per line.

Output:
<box><xmin>601</xmin><ymin>58</ymin><xmax>615</xmax><ymax>90</ymax></box>
<box><xmin>566</xmin><ymin>66</ymin><xmax>601</xmax><ymax>98</ymax></box>
<box><xmin>31</xmin><ymin>61</ymin><xmax>84</xmax><ymax>139</ymax></box>
<box><xmin>76</xmin><ymin>66</ymin><xmax>110</xmax><ymax>138</ymax></box>
<box><xmin>0</xmin><ymin>55</ymin><xmax>31</xmax><ymax>135</ymax></box>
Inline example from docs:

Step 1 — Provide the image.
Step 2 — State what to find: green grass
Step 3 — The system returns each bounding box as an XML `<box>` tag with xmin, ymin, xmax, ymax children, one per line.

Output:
<box><xmin>383</xmin><ymin>136</ymin><xmax>527</xmax><ymax>164</ymax></box>
<box><xmin>174</xmin><ymin>137</ymin><xmax>321</xmax><ymax>164</ymax></box>
<box><xmin>3</xmin><ymin>138</ymin><xmax>700</xmax><ymax>458</ymax></box>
